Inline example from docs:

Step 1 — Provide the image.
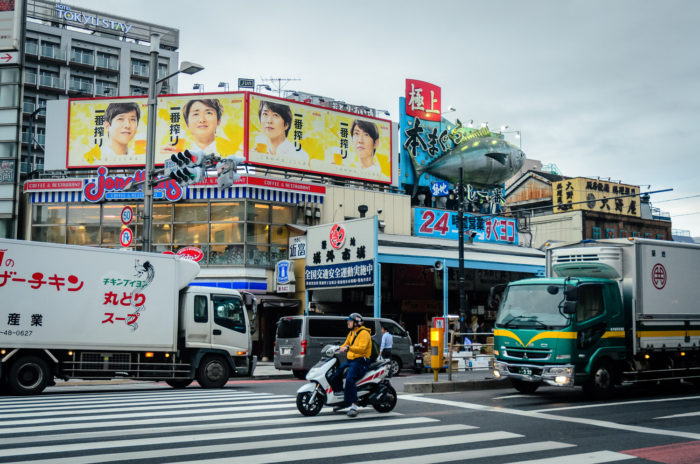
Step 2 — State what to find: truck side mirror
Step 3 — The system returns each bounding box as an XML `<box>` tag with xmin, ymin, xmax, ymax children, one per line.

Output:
<box><xmin>564</xmin><ymin>285</ymin><xmax>578</xmax><ymax>301</ymax></box>
<box><xmin>562</xmin><ymin>300</ymin><xmax>577</xmax><ymax>315</ymax></box>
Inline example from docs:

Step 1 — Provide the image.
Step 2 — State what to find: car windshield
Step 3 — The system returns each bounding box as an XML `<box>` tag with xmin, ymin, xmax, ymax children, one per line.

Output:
<box><xmin>495</xmin><ymin>284</ymin><xmax>570</xmax><ymax>329</ymax></box>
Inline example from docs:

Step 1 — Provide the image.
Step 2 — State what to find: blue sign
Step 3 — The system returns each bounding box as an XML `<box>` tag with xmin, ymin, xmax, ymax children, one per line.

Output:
<box><xmin>430</xmin><ymin>181</ymin><xmax>450</xmax><ymax>197</ymax></box>
<box><xmin>276</xmin><ymin>260</ymin><xmax>291</xmax><ymax>284</ymax></box>
<box><xmin>414</xmin><ymin>207</ymin><xmax>518</xmax><ymax>244</ymax></box>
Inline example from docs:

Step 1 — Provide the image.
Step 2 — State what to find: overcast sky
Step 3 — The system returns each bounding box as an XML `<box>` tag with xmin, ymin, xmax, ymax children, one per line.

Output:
<box><xmin>70</xmin><ymin>0</ymin><xmax>700</xmax><ymax>235</ymax></box>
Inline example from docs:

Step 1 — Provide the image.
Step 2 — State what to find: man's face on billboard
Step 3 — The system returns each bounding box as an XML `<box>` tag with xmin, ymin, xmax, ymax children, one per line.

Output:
<box><xmin>352</xmin><ymin>126</ymin><xmax>378</xmax><ymax>160</ymax></box>
<box><xmin>105</xmin><ymin>110</ymin><xmax>138</xmax><ymax>146</ymax></box>
<box><xmin>186</xmin><ymin>101</ymin><xmax>219</xmax><ymax>143</ymax></box>
<box><xmin>260</xmin><ymin>105</ymin><xmax>288</xmax><ymax>142</ymax></box>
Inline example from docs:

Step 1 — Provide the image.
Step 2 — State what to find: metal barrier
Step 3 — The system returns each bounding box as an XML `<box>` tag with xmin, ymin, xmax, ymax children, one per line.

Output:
<box><xmin>446</xmin><ymin>330</ymin><xmax>494</xmax><ymax>381</ymax></box>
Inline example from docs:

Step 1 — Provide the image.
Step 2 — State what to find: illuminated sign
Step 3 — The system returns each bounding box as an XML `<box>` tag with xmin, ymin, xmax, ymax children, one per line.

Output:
<box><xmin>405</xmin><ymin>79</ymin><xmax>441</xmax><ymax>121</ymax></box>
<box><xmin>552</xmin><ymin>177</ymin><xmax>640</xmax><ymax>217</ymax></box>
<box><xmin>83</xmin><ymin>166</ymin><xmax>183</xmax><ymax>202</ymax></box>
<box><xmin>414</xmin><ymin>208</ymin><xmax>518</xmax><ymax>244</ymax></box>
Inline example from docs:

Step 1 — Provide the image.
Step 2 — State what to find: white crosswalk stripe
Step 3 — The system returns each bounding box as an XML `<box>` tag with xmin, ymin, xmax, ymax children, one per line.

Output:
<box><xmin>0</xmin><ymin>388</ymin><xmax>641</xmax><ymax>464</ymax></box>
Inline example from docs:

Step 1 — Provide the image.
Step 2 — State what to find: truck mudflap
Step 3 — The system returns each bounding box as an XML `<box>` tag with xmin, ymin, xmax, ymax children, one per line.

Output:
<box><xmin>230</xmin><ymin>355</ymin><xmax>257</xmax><ymax>377</ymax></box>
<box><xmin>493</xmin><ymin>361</ymin><xmax>575</xmax><ymax>387</ymax></box>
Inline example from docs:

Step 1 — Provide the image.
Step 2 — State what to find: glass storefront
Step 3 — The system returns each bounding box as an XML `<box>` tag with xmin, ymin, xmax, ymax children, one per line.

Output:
<box><xmin>29</xmin><ymin>200</ymin><xmax>295</xmax><ymax>268</ymax></box>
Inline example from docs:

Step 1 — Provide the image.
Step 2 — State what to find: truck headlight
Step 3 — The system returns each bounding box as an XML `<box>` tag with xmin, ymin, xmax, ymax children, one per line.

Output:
<box><xmin>547</xmin><ymin>366</ymin><xmax>572</xmax><ymax>375</ymax></box>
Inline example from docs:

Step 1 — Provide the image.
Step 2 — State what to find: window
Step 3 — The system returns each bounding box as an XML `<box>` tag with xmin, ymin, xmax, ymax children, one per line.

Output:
<box><xmin>381</xmin><ymin>322</ymin><xmax>405</xmax><ymax>337</ymax></box>
<box><xmin>213</xmin><ymin>295</ymin><xmax>246</xmax><ymax>333</ymax></box>
<box><xmin>277</xmin><ymin>318</ymin><xmax>303</xmax><ymax>339</ymax></box>
<box><xmin>308</xmin><ymin>318</ymin><xmax>348</xmax><ymax>338</ymax></box>
<box><xmin>592</xmin><ymin>226</ymin><xmax>602</xmax><ymax>239</ymax></box>
<box><xmin>605</xmin><ymin>228</ymin><xmax>615</xmax><ymax>239</ymax></box>
<box><xmin>194</xmin><ymin>295</ymin><xmax>208</xmax><ymax>323</ymax></box>
<box><xmin>576</xmin><ymin>285</ymin><xmax>604</xmax><ymax>322</ymax></box>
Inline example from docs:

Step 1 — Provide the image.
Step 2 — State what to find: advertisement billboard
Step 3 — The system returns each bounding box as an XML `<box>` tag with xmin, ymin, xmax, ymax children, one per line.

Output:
<box><xmin>248</xmin><ymin>94</ymin><xmax>392</xmax><ymax>184</ymax></box>
<box><xmin>414</xmin><ymin>207</ymin><xmax>518</xmax><ymax>244</ymax></box>
<box><xmin>0</xmin><ymin>0</ymin><xmax>21</xmax><ymax>51</ymax></box>
<box><xmin>305</xmin><ymin>217</ymin><xmax>376</xmax><ymax>289</ymax></box>
<box><xmin>552</xmin><ymin>177</ymin><xmax>641</xmax><ymax>217</ymax></box>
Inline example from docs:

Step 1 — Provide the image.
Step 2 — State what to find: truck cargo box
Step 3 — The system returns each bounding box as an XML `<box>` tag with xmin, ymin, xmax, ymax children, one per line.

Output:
<box><xmin>0</xmin><ymin>239</ymin><xmax>199</xmax><ymax>352</ymax></box>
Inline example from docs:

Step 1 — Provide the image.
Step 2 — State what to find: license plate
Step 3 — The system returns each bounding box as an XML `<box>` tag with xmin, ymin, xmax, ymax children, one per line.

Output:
<box><xmin>280</xmin><ymin>348</ymin><xmax>291</xmax><ymax>355</ymax></box>
<box><xmin>519</xmin><ymin>367</ymin><xmax>532</xmax><ymax>376</ymax></box>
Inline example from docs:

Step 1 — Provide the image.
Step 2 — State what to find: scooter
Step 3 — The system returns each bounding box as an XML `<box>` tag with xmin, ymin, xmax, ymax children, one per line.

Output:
<box><xmin>296</xmin><ymin>344</ymin><xmax>398</xmax><ymax>416</ymax></box>
<box><xmin>413</xmin><ymin>339</ymin><xmax>427</xmax><ymax>373</ymax></box>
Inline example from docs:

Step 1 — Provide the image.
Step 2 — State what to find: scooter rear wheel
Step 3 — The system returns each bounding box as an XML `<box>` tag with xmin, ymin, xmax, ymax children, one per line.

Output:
<box><xmin>297</xmin><ymin>390</ymin><xmax>324</xmax><ymax>416</ymax></box>
<box><xmin>372</xmin><ymin>385</ymin><xmax>397</xmax><ymax>413</ymax></box>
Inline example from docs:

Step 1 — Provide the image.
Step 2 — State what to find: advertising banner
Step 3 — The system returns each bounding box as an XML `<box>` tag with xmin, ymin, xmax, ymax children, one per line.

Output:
<box><xmin>405</xmin><ymin>79</ymin><xmax>442</xmax><ymax>121</ymax></box>
<box><xmin>248</xmin><ymin>94</ymin><xmax>392</xmax><ymax>184</ymax></box>
<box><xmin>552</xmin><ymin>177</ymin><xmax>640</xmax><ymax>217</ymax></box>
<box><xmin>0</xmin><ymin>0</ymin><xmax>21</xmax><ymax>51</ymax></box>
<box><xmin>414</xmin><ymin>207</ymin><xmax>518</xmax><ymax>244</ymax></box>
<box><xmin>67</xmin><ymin>97</ymin><xmax>148</xmax><ymax>168</ymax></box>
<box><xmin>305</xmin><ymin>217</ymin><xmax>376</xmax><ymax>289</ymax></box>
<box><xmin>155</xmin><ymin>92</ymin><xmax>245</xmax><ymax>161</ymax></box>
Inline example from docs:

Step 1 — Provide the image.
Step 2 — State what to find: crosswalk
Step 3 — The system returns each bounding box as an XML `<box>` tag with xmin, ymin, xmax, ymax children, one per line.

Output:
<box><xmin>0</xmin><ymin>388</ymin><xmax>640</xmax><ymax>464</ymax></box>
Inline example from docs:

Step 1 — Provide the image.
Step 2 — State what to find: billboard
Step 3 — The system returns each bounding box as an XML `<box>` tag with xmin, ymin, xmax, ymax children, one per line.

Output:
<box><xmin>405</xmin><ymin>79</ymin><xmax>441</xmax><ymax>122</ymax></box>
<box><xmin>248</xmin><ymin>94</ymin><xmax>392</xmax><ymax>184</ymax></box>
<box><xmin>0</xmin><ymin>0</ymin><xmax>21</xmax><ymax>51</ymax></box>
<box><xmin>414</xmin><ymin>207</ymin><xmax>518</xmax><ymax>244</ymax></box>
<box><xmin>67</xmin><ymin>93</ymin><xmax>246</xmax><ymax>169</ymax></box>
<box><xmin>552</xmin><ymin>177</ymin><xmax>641</xmax><ymax>217</ymax></box>
<box><xmin>305</xmin><ymin>217</ymin><xmax>376</xmax><ymax>289</ymax></box>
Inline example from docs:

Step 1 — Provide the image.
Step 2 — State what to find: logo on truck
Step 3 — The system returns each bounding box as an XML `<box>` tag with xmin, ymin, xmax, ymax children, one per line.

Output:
<box><xmin>652</xmin><ymin>263</ymin><xmax>667</xmax><ymax>290</ymax></box>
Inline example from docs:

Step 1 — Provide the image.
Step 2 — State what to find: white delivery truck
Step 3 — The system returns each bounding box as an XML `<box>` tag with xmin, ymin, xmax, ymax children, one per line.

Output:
<box><xmin>0</xmin><ymin>238</ymin><xmax>256</xmax><ymax>395</ymax></box>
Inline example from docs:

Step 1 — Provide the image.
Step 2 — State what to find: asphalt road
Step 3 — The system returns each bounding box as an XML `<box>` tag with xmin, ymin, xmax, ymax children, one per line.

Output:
<box><xmin>0</xmin><ymin>378</ymin><xmax>697</xmax><ymax>463</ymax></box>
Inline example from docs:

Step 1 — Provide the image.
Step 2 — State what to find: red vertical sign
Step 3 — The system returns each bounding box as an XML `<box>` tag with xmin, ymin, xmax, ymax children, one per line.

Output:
<box><xmin>405</xmin><ymin>79</ymin><xmax>442</xmax><ymax>121</ymax></box>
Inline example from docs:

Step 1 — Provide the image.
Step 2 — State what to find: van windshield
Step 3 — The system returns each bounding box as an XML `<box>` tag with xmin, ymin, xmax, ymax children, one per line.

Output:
<box><xmin>495</xmin><ymin>284</ymin><xmax>570</xmax><ymax>330</ymax></box>
<box><xmin>277</xmin><ymin>318</ymin><xmax>302</xmax><ymax>339</ymax></box>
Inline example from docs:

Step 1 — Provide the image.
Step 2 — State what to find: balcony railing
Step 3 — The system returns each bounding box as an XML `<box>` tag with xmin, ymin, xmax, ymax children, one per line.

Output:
<box><xmin>96</xmin><ymin>84</ymin><xmax>117</xmax><ymax>97</ymax></box>
<box><xmin>69</xmin><ymin>79</ymin><xmax>93</xmax><ymax>94</ymax></box>
<box><xmin>39</xmin><ymin>74</ymin><xmax>65</xmax><ymax>90</ymax></box>
<box><xmin>24</xmin><ymin>72</ymin><xmax>37</xmax><ymax>85</ymax></box>
<box><xmin>25</xmin><ymin>42</ymin><xmax>38</xmax><ymax>56</ymax></box>
<box><xmin>22</xmin><ymin>132</ymin><xmax>46</xmax><ymax>146</ymax></box>
<box><xmin>96</xmin><ymin>56</ymin><xmax>119</xmax><ymax>70</ymax></box>
<box><xmin>131</xmin><ymin>64</ymin><xmax>149</xmax><ymax>77</ymax></box>
<box><xmin>40</xmin><ymin>46</ymin><xmax>66</xmax><ymax>61</ymax></box>
<box><xmin>70</xmin><ymin>51</ymin><xmax>94</xmax><ymax>66</ymax></box>
<box><xmin>23</xmin><ymin>102</ymin><xmax>35</xmax><ymax>113</ymax></box>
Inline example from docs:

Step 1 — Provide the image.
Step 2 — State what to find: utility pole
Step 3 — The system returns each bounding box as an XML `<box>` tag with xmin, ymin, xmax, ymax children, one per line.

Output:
<box><xmin>458</xmin><ymin>167</ymin><xmax>468</xmax><ymax>328</ymax></box>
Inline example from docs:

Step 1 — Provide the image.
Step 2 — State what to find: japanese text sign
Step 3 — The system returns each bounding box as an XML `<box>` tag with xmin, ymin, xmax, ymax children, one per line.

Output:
<box><xmin>305</xmin><ymin>217</ymin><xmax>377</xmax><ymax>289</ymax></box>
<box><xmin>552</xmin><ymin>177</ymin><xmax>640</xmax><ymax>217</ymax></box>
<box><xmin>405</xmin><ymin>79</ymin><xmax>441</xmax><ymax>122</ymax></box>
<box><xmin>414</xmin><ymin>208</ymin><xmax>518</xmax><ymax>244</ymax></box>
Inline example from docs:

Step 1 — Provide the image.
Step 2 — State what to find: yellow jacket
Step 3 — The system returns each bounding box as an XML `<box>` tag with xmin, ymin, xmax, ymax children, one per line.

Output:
<box><xmin>341</xmin><ymin>326</ymin><xmax>372</xmax><ymax>360</ymax></box>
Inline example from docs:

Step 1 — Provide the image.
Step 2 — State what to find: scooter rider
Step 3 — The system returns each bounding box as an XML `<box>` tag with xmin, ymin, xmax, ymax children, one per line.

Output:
<box><xmin>329</xmin><ymin>312</ymin><xmax>372</xmax><ymax>417</ymax></box>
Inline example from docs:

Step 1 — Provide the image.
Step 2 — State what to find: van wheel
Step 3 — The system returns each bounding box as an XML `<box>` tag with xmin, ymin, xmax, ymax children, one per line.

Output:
<box><xmin>390</xmin><ymin>357</ymin><xmax>402</xmax><ymax>377</ymax></box>
<box><xmin>7</xmin><ymin>355</ymin><xmax>49</xmax><ymax>395</ymax></box>
<box><xmin>583</xmin><ymin>360</ymin><xmax>616</xmax><ymax>399</ymax></box>
<box><xmin>511</xmin><ymin>378</ymin><xmax>540</xmax><ymax>394</ymax></box>
<box><xmin>292</xmin><ymin>370</ymin><xmax>308</xmax><ymax>380</ymax></box>
<box><xmin>166</xmin><ymin>379</ymin><xmax>193</xmax><ymax>389</ymax></box>
<box><xmin>197</xmin><ymin>356</ymin><xmax>230</xmax><ymax>388</ymax></box>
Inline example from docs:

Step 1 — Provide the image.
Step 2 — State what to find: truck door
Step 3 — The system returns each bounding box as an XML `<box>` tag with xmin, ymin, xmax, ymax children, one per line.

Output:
<box><xmin>211</xmin><ymin>294</ymin><xmax>249</xmax><ymax>353</ymax></box>
<box><xmin>186</xmin><ymin>293</ymin><xmax>212</xmax><ymax>348</ymax></box>
<box><xmin>574</xmin><ymin>284</ymin><xmax>608</xmax><ymax>358</ymax></box>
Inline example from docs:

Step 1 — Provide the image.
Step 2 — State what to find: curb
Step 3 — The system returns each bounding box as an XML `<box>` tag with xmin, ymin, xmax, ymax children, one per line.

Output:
<box><xmin>402</xmin><ymin>378</ymin><xmax>507</xmax><ymax>393</ymax></box>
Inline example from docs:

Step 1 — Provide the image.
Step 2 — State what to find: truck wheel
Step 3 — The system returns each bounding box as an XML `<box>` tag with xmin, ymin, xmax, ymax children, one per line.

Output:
<box><xmin>7</xmin><ymin>355</ymin><xmax>49</xmax><ymax>395</ymax></box>
<box><xmin>583</xmin><ymin>361</ymin><xmax>616</xmax><ymax>399</ymax></box>
<box><xmin>511</xmin><ymin>378</ymin><xmax>540</xmax><ymax>394</ymax></box>
<box><xmin>197</xmin><ymin>356</ymin><xmax>230</xmax><ymax>388</ymax></box>
<box><xmin>390</xmin><ymin>357</ymin><xmax>402</xmax><ymax>377</ymax></box>
<box><xmin>165</xmin><ymin>379</ymin><xmax>193</xmax><ymax>389</ymax></box>
<box><xmin>292</xmin><ymin>369</ymin><xmax>308</xmax><ymax>380</ymax></box>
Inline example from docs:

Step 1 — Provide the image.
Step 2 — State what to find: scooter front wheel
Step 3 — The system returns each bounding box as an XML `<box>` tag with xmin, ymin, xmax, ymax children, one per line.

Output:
<box><xmin>297</xmin><ymin>390</ymin><xmax>325</xmax><ymax>416</ymax></box>
<box><xmin>372</xmin><ymin>384</ymin><xmax>397</xmax><ymax>413</ymax></box>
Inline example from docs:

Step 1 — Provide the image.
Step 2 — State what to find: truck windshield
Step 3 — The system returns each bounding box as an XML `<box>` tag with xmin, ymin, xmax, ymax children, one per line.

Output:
<box><xmin>495</xmin><ymin>284</ymin><xmax>570</xmax><ymax>330</ymax></box>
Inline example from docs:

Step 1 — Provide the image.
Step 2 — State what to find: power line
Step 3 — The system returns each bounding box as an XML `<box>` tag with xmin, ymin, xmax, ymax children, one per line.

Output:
<box><xmin>671</xmin><ymin>211</ymin><xmax>700</xmax><ymax>217</ymax></box>
<box><xmin>654</xmin><ymin>193</ymin><xmax>700</xmax><ymax>203</ymax></box>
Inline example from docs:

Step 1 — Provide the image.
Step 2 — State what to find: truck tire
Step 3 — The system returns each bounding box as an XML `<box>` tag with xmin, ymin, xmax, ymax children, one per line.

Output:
<box><xmin>165</xmin><ymin>379</ymin><xmax>193</xmax><ymax>389</ymax></box>
<box><xmin>511</xmin><ymin>378</ymin><xmax>540</xmax><ymax>394</ymax></box>
<box><xmin>583</xmin><ymin>360</ymin><xmax>616</xmax><ymax>399</ymax></box>
<box><xmin>7</xmin><ymin>355</ymin><xmax>49</xmax><ymax>395</ymax></box>
<box><xmin>197</xmin><ymin>356</ymin><xmax>230</xmax><ymax>388</ymax></box>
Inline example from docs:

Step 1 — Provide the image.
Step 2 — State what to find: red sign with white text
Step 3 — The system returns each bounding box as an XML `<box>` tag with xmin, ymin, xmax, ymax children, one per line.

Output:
<box><xmin>405</xmin><ymin>79</ymin><xmax>442</xmax><ymax>121</ymax></box>
<box><xmin>177</xmin><ymin>247</ymin><xmax>204</xmax><ymax>263</ymax></box>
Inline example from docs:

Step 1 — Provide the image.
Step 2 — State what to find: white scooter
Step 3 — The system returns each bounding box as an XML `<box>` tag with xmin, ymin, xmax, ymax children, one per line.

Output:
<box><xmin>296</xmin><ymin>345</ymin><xmax>398</xmax><ymax>416</ymax></box>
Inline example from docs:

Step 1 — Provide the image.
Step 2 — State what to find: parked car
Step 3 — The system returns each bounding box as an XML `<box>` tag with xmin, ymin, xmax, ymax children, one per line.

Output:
<box><xmin>274</xmin><ymin>315</ymin><xmax>413</xmax><ymax>378</ymax></box>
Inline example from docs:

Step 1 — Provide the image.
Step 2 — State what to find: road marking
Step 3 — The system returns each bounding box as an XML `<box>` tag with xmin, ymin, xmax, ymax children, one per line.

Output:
<box><xmin>504</xmin><ymin>450</ymin><xmax>636</xmax><ymax>463</ymax></box>
<box><xmin>656</xmin><ymin>410</ymin><xmax>700</xmax><ymax>419</ymax></box>
<box><xmin>401</xmin><ymin>395</ymin><xmax>700</xmax><ymax>440</ymax></box>
<box><xmin>15</xmin><ymin>425</ymin><xmax>498</xmax><ymax>464</ymax></box>
<box><xmin>355</xmin><ymin>442</ymin><xmax>576</xmax><ymax>464</ymax></box>
<box><xmin>0</xmin><ymin>416</ymin><xmax>444</xmax><ymax>458</ymax></box>
<box><xmin>533</xmin><ymin>395</ymin><xmax>700</xmax><ymax>413</ymax></box>
<box><xmin>494</xmin><ymin>394</ymin><xmax>531</xmax><ymax>399</ymax></box>
<box><xmin>622</xmin><ymin>440</ymin><xmax>700</xmax><ymax>463</ymax></box>
<box><xmin>0</xmin><ymin>411</ymin><xmax>406</xmax><ymax>445</ymax></box>
<box><xmin>0</xmin><ymin>388</ymin><xmax>256</xmax><ymax>404</ymax></box>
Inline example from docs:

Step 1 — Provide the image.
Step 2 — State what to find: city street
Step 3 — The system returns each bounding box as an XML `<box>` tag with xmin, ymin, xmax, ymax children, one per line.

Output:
<box><xmin>0</xmin><ymin>378</ymin><xmax>697</xmax><ymax>463</ymax></box>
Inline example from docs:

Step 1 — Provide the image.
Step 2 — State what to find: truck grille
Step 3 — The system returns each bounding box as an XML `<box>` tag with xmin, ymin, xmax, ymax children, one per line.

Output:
<box><xmin>504</xmin><ymin>348</ymin><xmax>551</xmax><ymax>360</ymax></box>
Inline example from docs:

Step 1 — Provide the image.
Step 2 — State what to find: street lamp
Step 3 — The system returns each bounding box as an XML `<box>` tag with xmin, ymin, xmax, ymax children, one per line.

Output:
<box><xmin>218</xmin><ymin>81</ymin><xmax>229</xmax><ymax>91</ymax></box>
<box><xmin>441</xmin><ymin>106</ymin><xmax>456</xmax><ymax>115</ymax></box>
<box><xmin>143</xmin><ymin>34</ymin><xmax>203</xmax><ymax>252</ymax></box>
<box><xmin>502</xmin><ymin>129</ymin><xmax>522</xmax><ymax>149</ymax></box>
<box><xmin>193</xmin><ymin>83</ymin><xmax>204</xmax><ymax>92</ymax></box>
<box><xmin>256</xmin><ymin>84</ymin><xmax>272</xmax><ymax>93</ymax></box>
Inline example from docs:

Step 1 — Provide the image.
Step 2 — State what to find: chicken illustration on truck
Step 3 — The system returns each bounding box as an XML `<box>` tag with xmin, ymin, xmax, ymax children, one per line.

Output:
<box><xmin>0</xmin><ymin>238</ymin><xmax>256</xmax><ymax>395</ymax></box>
<box><xmin>492</xmin><ymin>238</ymin><xmax>700</xmax><ymax>398</ymax></box>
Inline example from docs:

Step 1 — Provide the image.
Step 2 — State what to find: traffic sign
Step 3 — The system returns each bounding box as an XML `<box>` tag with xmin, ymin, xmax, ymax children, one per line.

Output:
<box><xmin>120</xmin><ymin>206</ymin><xmax>134</xmax><ymax>225</ymax></box>
<box><xmin>0</xmin><ymin>52</ymin><xmax>18</xmax><ymax>65</ymax></box>
<box><xmin>119</xmin><ymin>227</ymin><xmax>133</xmax><ymax>248</ymax></box>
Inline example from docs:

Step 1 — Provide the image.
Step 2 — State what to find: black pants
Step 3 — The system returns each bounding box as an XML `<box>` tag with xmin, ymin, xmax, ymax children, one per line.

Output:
<box><xmin>382</xmin><ymin>348</ymin><xmax>392</xmax><ymax>377</ymax></box>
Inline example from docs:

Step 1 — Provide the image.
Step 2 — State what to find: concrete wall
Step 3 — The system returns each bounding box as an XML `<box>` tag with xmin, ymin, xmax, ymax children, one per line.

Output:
<box><xmin>321</xmin><ymin>185</ymin><xmax>411</xmax><ymax>235</ymax></box>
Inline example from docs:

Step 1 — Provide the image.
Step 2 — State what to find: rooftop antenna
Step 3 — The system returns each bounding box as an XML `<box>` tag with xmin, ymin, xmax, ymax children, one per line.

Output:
<box><xmin>261</xmin><ymin>77</ymin><xmax>301</xmax><ymax>97</ymax></box>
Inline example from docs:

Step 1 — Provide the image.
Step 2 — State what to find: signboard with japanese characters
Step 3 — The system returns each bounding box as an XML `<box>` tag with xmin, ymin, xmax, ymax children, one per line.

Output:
<box><xmin>305</xmin><ymin>217</ymin><xmax>377</xmax><ymax>289</ymax></box>
<box><xmin>0</xmin><ymin>238</ymin><xmax>198</xmax><ymax>350</ymax></box>
<box><xmin>249</xmin><ymin>94</ymin><xmax>392</xmax><ymax>184</ymax></box>
<box><xmin>552</xmin><ymin>177</ymin><xmax>640</xmax><ymax>217</ymax></box>
<box><xmin>289</xmin><ymin>235</ymin><xmax>307</xmax><ymax>259</ymax></box>
<box><xmin>414</xmin><ymin>207</ymin><xmax>518</xmax><ymax>244</ymax></box>
<box><xmin>0</xmin><ymin>159</ymin><xmax>14</xmax><ymax>183</ymax></box>
<box><xmin>405</xmin><ymin>79</ymin><xmax>442</xmax><ymax>122</ymax></box>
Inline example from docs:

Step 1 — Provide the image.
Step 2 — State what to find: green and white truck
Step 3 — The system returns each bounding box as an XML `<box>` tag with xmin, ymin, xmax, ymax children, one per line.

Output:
<box><xmin>492</xmin><ymin>238</ymin><xmax>700</xmax><ymax>397</ymax></box>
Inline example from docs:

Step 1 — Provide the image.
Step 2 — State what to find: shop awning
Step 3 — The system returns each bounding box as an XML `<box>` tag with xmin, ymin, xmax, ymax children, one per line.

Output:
<box><xmin>254</xmin><ymin>294</ymin><xmax>301</xmax><ymax>309</ymax></box>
